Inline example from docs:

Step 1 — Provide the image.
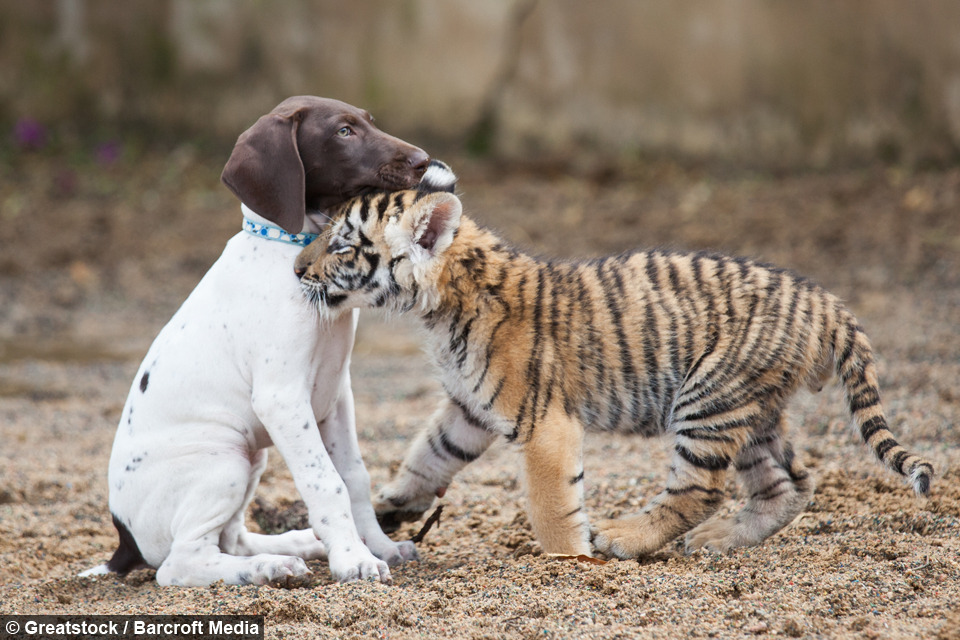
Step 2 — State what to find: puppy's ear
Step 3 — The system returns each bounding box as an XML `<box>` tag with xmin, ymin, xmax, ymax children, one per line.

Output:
<box><xmin>393</xmin><ymin>192</ymin><xmax>462</xmax><ymax>261</ymax></box>
<box><xmin>221</xmin><ymin>112</ymin><xmax>305</xmax><ymax>233</ymax></box>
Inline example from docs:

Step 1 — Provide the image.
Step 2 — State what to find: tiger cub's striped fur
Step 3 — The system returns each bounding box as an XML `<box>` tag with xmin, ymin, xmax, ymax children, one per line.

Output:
<box><xmin>295</xmin><ymin>183</ymin><xmax>934</xmax><ymax>558</ymax></box>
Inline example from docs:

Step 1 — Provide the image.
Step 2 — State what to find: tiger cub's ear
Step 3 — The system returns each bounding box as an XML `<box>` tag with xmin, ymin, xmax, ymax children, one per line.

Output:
<box><xmin>392</xmin><ymin>192</ymin><xmax>462</xmax><ymax>262</ymax></box>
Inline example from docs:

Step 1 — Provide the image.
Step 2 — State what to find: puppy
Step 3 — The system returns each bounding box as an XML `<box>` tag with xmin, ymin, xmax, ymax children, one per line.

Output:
<box><xmin>81</xmin><ymin>96</ymin><xmax>428</xmax><ymax>586</ymax></box>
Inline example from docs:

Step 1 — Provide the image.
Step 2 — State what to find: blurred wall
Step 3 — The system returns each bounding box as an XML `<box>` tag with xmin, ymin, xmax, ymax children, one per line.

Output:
<box><xmin>2</xmin><ymin>0</ymin><xmax>960</xmax><ymax>166</ymax></box>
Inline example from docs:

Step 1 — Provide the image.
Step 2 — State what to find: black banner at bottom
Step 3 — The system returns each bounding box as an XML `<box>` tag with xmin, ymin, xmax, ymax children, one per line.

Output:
<box><xmin>1</xmin><ymin>616</ymin><xmax>263</xmax><ymax>640</ymax></box>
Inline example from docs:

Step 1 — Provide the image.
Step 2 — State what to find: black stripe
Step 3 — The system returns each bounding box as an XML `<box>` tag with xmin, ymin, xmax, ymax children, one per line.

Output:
<box><xmin>849</xmin><ymin>387</ymin><xmax>881</xmax><ymax>412</ymax></box>
<box><xmin>638</xmin><ymin>256</ymin><xmax>661</xmax><ymax>421</ymax></box>
<box><xmin>659</xmin><ymin>504</ymin><xmax>693</xmax><ymax>529</ymax></box>
<box><xmin>676</xmin><ymin>445</ymin><xmax>730</xmax><ymax>472</ymax></box>
<box><xmin>515</xmin><ymin>272</ymin><xmax>527</xmax><ymax>316</ymax></box>
<box><xmin>753</xmin><ymin>489</ymin><xmax>789</xmax><ymax>502</ymax></box>
<box><xmin>834</xmin><ymin>320</ymin><xmax>857</xmax><ymax>370</ymax></box>
<box><xmin>438</xmin><ymin>430</ymin><xmax>481</xmax><ymax>462</ymax></box>
<box><xmin>426</xmin><ymin>433</ymin><xmax>445</xmax><ymax>460</ymax></box>
<box><xmin>665</xmin><ymin>485</ymin><xmax>724</xmax><ymax>496</ymax></box>
<box><xmin>482</xmin><ymin>377</ymin><xmax>505</xmax><ymax>411</ymax></box>
<box><xmin>564</xmin><ymin>507</ymin><xmax>582</xmax><ymax>518</ymax></box>
<box><xmin>674</xmin><ymin>262</ymin><xmax>765</xmax><ymax>409</ymax></box>
<box><xmin>595</xmin><ymin>261</ymin><xmax>626</xmax><ymax>428</ymax></box>
<box><xmin>659</xmin><ymin>260</ymin><xmax>683</xmax><ymax>425</ymax></box>
<box><xmin>326</xmin><ymin>293</ymin><xmax>347</xmax><ymax>307</ymax></box>
<box><xmin>403</xmin><ymin>465</ymin><xmax>432</xmax><ymax>481</ymax></box>
<box><xmin>675</xmin><ymin>429</ymin><xmax>738</xmax><ymax>442</ymax></box>
<box><xmin>874</xmin><ymin>438</ymin><xmax>899</xmax><ymax>460</ymax></box>
<box><xmin>575</xmin><ymin>266</ymin><xmax>603</xmax><ymax>427</ymax></box>
<box><xmin>860</xmin><ymin>416</ymin><xmax>886</xmax><ymax>442</ymax></box>
<box><xmin>679</xmin><ymin>403</ymin><xmax>744</xmax><ymax>424</ymax></box>
<box><xmin>891</xmin><ymin>450</ymin><xmax>910</xmax><ymax>473</ymax></box>
<box><xmin>735</xmin><ymin>457</ymin><xmax>767</xmax><ymax>473</ymax></box>
<box><xmin>557</xmin><ymin>265</ymin><xmax>579</xmax><ymax>417</ymax></box>
<box><xmin>750</xmin><ymin>477</ymin><xmax>791</xmax><ymax>500</ymax></box>
<box><xmin>516</xmin><ymin>269</ymin><xmax>547</xmax><ymax>437</ymax></box>
<box><xmin>750</xmin><ymin>431</ymin><xmax>780</xmax><ymax>447</ymax></box>
<box><xmin>451</xmin><ymin>317</ymin><xmax>474</xmax><ymax>370</ymax></box>
<box><xmin>751</xmin><ymin>279</ymin><xmax>801</xmax><ymax>378</ymax></box>
<box><xmin>357</xmin><ymin>252</ymin><xmax>380</xmax><ymax>288</ymax></box>
<box><xmin>377</xmin><ymin>193</ymin><xmax>391</xmax><ymax>220</ymax></box>
<box><xmin>680</xmin><ymin>413</ymin><xmax>753</xmax><ymax>433</ymax></box>
<box><xmin>392</xmin><ymin>192</ymin><xmax>406</xmax><ymax>214</ymax></box>
<box><xmin>358</xmin><ymin>195</ymin><xmax>372</xmax><ymax>223</ymax></box>
<box><xmin>448</xmin><ymin>394</ymin><xmax>494</xmax><ymax>432</ymax></box>
<box><xmin>357</xmin><ymin>228</ymin><xmax>373</xmax><ymax>247</ymax></box>
<box><xmin>571</xmin><ymin>471</ymin><xmax>584</xmax><ymax>484</ymax></box>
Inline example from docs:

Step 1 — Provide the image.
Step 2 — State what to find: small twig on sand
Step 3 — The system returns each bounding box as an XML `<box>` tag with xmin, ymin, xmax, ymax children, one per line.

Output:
<box><xmin>410</xmin><ymin>505</ymin><xmax>444</xmax><ymax>544</ymax></box>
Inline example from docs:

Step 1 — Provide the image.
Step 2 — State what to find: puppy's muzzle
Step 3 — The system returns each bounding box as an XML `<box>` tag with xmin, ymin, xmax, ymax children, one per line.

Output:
<box><xmin>378</xmin><ymin>150</ymin><xmax>430</xmax><ymax>189</ymax></box>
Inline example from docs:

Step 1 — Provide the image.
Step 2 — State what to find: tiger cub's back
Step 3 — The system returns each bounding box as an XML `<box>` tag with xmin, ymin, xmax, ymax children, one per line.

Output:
<box><xmin>464</xmin><ymin>247</ymin><xmax>837</xmax><ymax>439</ymax></box>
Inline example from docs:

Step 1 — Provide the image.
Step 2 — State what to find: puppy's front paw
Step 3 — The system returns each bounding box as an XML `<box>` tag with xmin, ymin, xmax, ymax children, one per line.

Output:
<box><xmin>260</xmin><ymin>556</ymin><xmax>311</xmax><ymax>585</ymax></box>
<box><xmin>363</xmin><ymin>531</ymin><xmax>421</xmax><ymax>566</ymax></box>
<box><xmin>396</xmin><ymin>540</ymin><xmax>420</xmax><ymax>562</ymax></box>
<box><xmin>328</xmin><ymin>547</ymin><xmax>392</xmax><ymax>584</ymax></box>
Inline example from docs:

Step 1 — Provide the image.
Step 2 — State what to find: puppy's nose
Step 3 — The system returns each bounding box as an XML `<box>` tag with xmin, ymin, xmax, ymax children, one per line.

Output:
<box><xmin>408</xmin><ymin>148</ymin><xmax>430</xmax><ymax>176</ymax></box>
<box><xmin>294</xmin><ymin>265</ymin><xmax>307</xmax><ymax>279</ymax></box>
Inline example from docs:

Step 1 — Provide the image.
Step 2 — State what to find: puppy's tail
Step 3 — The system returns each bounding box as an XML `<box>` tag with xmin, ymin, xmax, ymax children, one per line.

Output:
<box><xmin>79</xmin><ymin>514</ymin><xmax>147</xmax><ymax>577</ymax></box>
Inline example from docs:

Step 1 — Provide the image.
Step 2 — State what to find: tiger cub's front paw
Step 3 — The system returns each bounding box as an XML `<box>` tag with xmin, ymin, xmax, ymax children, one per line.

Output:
<box><xmin>373</xmin><ymin>484</ymin><xmax>438</xmax><ymax>533</ymax></box>
<box><xmin>591</xmin><ymin>515</ymin><xmax>668</xmax><ymax>559</ymax></box>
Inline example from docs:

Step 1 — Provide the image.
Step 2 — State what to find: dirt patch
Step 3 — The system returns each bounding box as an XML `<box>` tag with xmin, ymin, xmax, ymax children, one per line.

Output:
<box><xmin>0</xmin><ymin>153</ymin><xmax>958</xmax><ymax>638</ymax></box>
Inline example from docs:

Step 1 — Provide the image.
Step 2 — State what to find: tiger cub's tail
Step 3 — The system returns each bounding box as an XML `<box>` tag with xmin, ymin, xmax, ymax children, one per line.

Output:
<box><xmin>831</xmin><ymin>309</ymin><xmax>934</xmax><ymax>496</ymax></box>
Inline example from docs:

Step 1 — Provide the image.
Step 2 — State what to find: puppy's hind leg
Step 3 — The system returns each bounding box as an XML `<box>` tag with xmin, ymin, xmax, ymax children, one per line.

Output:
<box><xmin>157</xmin><ymin>538</ymin><xmax>311</xmax><ymax>587</ymax></box>
<box><xmin>155</xmin><ymin>450</ymin><xmax>310</xmax><ymax>587</ymax></box>
<box><xmin>219</xmin><ymin>449</ymin><xmax>327</xmax><ymax>561</ymax></box>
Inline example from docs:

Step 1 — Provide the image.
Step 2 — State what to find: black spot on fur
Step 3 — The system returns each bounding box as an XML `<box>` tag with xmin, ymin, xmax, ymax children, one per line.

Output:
<box><xmin>139</xmin><ymin>372</ymin><xmax>149</xmax><ymax>393</ymax></box>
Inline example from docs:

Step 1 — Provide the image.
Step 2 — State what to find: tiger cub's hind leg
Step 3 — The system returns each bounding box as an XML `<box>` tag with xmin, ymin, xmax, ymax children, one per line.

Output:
<box><xmin>685</xmin><ymin>413</ymin><xmax>813</xmax><ymax>554</ymax></box>
<box><xmin>591</xmin><ymin>419</ymin><xmax>739</xmax><ymax>558</ymax></box>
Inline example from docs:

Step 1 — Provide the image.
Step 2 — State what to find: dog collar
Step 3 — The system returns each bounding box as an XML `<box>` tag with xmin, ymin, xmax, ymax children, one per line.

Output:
<box><xmin>242</xmin><ymin>218</ymin><xmax>318</xmax><ymax>246</ymax></box>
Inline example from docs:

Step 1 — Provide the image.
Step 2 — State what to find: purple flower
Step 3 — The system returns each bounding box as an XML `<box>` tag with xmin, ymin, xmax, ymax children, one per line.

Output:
<box><xmin>13</xmin><ymin>118</ymin><xmax>47</xmax><ymax>150</ymax></box>
<box><xmin>95</xmin><ymin>140</ymin><xmax>122</xmax><ymax>166</ymax></box>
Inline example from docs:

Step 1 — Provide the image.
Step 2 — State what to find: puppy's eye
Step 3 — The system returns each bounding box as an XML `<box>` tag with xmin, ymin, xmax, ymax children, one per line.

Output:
<box><xmin>336</xmin><ymin>127</ymin><xmax>352</xmax><ymax>138</ymax></box>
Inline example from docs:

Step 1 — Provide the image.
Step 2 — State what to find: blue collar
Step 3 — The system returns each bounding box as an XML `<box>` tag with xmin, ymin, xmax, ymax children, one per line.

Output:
<box><xmin>242</xmin><ymin>217</ymin><xmax>318</xmax><ymax>246</ymax></box>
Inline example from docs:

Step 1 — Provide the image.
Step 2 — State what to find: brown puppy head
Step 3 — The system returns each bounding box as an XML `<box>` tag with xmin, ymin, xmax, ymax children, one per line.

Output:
<box><xmin>221</xmin><ymin>96</ymin><xmax>430</xmax><ymax>233</ymax></box>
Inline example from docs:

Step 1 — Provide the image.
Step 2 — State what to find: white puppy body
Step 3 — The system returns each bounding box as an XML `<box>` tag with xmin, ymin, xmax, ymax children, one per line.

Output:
<box><xmin>91</xmin><ymin>205</ymin><xmax>414</xmax><ymax>586</ymax></box>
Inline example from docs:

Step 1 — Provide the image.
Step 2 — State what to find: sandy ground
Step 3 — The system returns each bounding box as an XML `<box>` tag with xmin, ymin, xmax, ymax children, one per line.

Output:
<box><xmin>1</xmin><ymin>153</ymin><xmax>959</xmax><ymax>638</ymax></box>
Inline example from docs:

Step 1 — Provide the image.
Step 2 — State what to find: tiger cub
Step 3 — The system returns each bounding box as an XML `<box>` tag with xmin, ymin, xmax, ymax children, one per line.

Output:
<box><xmin>294</xmin><ymin>165</ymin><xmax>934</xmax><ymax>558</ymax></box>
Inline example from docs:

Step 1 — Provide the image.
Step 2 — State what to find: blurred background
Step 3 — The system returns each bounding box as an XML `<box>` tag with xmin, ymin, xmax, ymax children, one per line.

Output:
<box><xmin>0</xmin><ymin>0</ymin><xmax>958</xmax><ymax>360</ymax></box>
<box><xmin>3</xmin><ymin>4</ymin><xmax>960</xmax><ymax>627</ymax></box>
